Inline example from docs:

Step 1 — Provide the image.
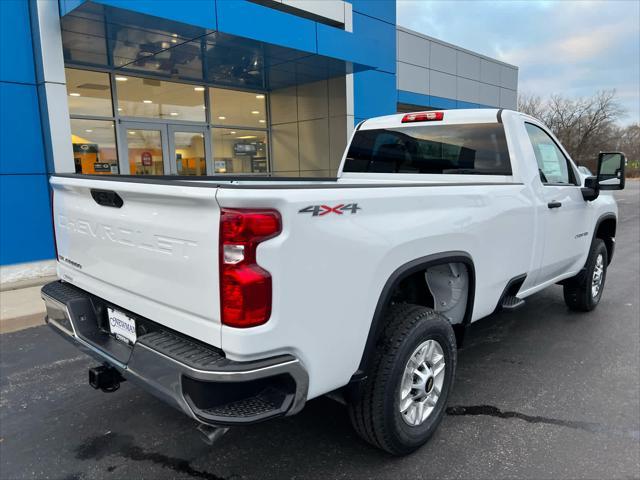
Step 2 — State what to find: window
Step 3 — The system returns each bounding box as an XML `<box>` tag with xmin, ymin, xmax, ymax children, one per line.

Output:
<box><xmin>525</xmin><ymin>123</ymin><xmax>576</xmax><ymax>185</ymax></box>
<box><xmin>116</xmin><ymin>76</ymin><xmax>206</xmax><ymax>122</ymax></box>
<box><xmin>343</xmin><ymin>123</ymin><xmax>512</xmax><ymax>175</ymax></box>
<box><xmin>209</xmin><ymin>88</ymin><xmax>267</xmax><ymax>128</ymax></box>
<box><xmin>212</xmin><ymin>129</ymin><xmax>268</xmax><ymax>174</ymax></box>
<box><xmin>65</xmin><ymin>69</ymin><xmax>113</xmax><ymax>117</ymax></box>
<box><xmin>70</xmin><ymin>119</ymin><xmax>118</xmax><ymax>174</ymax></box>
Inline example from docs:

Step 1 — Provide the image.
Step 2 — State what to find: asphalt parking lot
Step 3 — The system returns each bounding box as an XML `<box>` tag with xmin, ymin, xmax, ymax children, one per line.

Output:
<box><xmin>1</xmin><ymin>183</ymin><xmax>639</xmax><ymax>480</ymax></box>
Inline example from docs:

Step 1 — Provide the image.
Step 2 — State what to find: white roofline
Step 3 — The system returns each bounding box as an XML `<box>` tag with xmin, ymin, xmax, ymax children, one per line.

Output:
<box><xmin>396</xmin><ymin>25</ymin><xmax>519</xmax><ymax>70</ymax></box>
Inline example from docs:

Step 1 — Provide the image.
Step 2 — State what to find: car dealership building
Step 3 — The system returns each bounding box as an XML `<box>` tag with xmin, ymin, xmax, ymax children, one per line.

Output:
<box><xmin>0</xmin><ymin>0</ymin><xmax>518</xmax><ymax>282</ymax></box>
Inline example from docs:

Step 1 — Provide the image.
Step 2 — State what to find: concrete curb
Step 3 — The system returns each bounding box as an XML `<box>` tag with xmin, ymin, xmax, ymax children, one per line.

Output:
<box><xmin>0</xmin><ymin>284</ymin><xmax>48</xmax><ymax>334</ymax></box>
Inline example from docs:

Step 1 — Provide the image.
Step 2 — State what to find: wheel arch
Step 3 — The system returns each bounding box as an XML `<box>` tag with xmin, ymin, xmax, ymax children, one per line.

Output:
<box><xmin>594</xmin><ymin>213</ymin><xmax>616</xmax><ymax>264</ymax></box>
<box><xmin>354</xmin><ymin>251</ymin><xmax>476</xmax><ymax>380</ymax></box>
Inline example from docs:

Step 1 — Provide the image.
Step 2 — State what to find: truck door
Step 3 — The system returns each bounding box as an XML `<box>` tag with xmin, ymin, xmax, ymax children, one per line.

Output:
<box><xmin>524</xmin><ymin>123</ymin><xmax>591</xmax><ymax>283</ymax></box>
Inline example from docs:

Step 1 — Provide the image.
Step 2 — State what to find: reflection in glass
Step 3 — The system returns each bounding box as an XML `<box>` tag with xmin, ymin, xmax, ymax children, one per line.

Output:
<box><xmin>65</xmin><ymin>69</ymin><xmax>113</xmax><ymax>117</ymax></box>
<box><xmin>212</xmin><ymin>129</ymin><xmax>268</xmax><ymax>174</ymax></box>
<box><xmin>70</xmin><ymin>119</ymin><xmax>118</xmax><ymax>174</ymax></box>
<box><xmin>127</xmin><ymin>129</ymin><xmax>165</xmax><ymax>175</ymax></box>
<box><xmin>174</xmin><ymin>132</ymin><xmax>206</xmax><ymax>176</ymax></box>
<box><xmin>111</xmin><ymin>28</ymin><xmax>202</xmax><ymax>79</ymax></box>
<box><xmin>210</xmin><ymin>88</ymin><xmax>267</xmax><ymax>128</ymax></box>
<box><xmin>117</xmin><ymin>77</ymin><xmax>206</xmax><ymax>121</ymax></box>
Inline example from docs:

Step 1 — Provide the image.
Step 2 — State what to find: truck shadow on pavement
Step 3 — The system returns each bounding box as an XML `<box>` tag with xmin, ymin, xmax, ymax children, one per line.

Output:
<box><xmin>67</xmin><ymin>287</ymin><xmax>639</xmax><ymax>479</ymax></box>
<box><xmin>2</xmin><ymin>277</ymin><xmax>638</xmax><ymax>480</ymax></box>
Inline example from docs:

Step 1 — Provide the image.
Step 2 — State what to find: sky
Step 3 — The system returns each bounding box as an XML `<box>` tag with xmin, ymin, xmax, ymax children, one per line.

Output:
<box><xmin>397</xmin><ymin>0</ymin><xmax>640</xmax><ymax>124</ymax></box>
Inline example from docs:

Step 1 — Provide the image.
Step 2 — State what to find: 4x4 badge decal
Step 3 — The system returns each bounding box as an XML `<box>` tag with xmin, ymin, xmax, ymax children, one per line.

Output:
<box><xmin>298</xmin><ymin>203</ymin><xmax>361</xmax><ymax>216</ymax></box>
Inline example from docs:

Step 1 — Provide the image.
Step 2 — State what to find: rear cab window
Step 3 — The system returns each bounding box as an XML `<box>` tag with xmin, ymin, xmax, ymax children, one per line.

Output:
<box><xmin>343</xmin><ymin>123</ymin><xmax>512</xmax><ymax>175</ymax></box>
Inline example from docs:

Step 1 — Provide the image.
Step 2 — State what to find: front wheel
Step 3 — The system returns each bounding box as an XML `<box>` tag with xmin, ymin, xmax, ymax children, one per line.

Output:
<box><xmin>563</xmin><ymin>238</ymin><xmax>608</xmax><ymax>312</ymax></box>
<box><xmin>348</xmin><ymin>304</ymin><xmax>457</xmax><ymax>455</ymax></box>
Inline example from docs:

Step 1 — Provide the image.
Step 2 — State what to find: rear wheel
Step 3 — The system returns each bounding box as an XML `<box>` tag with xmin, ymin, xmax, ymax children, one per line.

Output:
<box><xmin>563</xmin><ymin>238</ymin><xmax>608</xmax><ymax>311</ymax></box>
<box><xmin>348</xmin><ymin>304</ymin><xmax>457</xmax><ymax>455</ymax></box>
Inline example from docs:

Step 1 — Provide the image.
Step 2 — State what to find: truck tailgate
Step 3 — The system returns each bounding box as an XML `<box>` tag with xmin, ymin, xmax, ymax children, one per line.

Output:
<box><xmin>50</xmin><ymin>176</ymin><xmax>222</xmax><ymax>346</ymax></box>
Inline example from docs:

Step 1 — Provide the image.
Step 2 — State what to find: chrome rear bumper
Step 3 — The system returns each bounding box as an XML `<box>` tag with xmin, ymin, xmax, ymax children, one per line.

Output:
<box><xmin>42</xmin><ymin>281</ymin><xmax>308</xmax><ymax>426</ymax></box>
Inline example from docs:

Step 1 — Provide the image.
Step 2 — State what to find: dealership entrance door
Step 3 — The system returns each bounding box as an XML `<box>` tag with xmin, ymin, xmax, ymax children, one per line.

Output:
<box><xmin>120</xmin><ymin>122</ymin><xmax>211</xmax><ymax>176</ymax></box>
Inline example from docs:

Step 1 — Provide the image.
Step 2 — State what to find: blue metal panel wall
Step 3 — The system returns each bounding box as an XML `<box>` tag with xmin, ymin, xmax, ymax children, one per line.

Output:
<box><xmin>350</xmin><ymin>1</ymin><xmax>397</xmax><ymax>121</ymax></box>
<box><xmin>0</xmin><ymin>0</ymin><xmax>54</xmax><ymax>265</ymax></box>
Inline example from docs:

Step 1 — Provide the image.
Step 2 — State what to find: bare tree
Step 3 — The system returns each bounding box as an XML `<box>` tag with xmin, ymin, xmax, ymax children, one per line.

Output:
<box><xmin>517</xmin><ymin>90</ymin><xmax>627</xmax><ymax>171</ymax></box>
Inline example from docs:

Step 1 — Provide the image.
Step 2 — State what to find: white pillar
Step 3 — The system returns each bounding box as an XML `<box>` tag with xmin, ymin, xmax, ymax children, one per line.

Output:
<box><xmin>29</xmin><ymin>0</ymin><xmax>74</xmax><ymax>173</ymax></box>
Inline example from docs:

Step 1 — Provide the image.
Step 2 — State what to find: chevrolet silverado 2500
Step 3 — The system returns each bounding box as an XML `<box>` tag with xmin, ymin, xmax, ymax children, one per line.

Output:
<box><xmin>42</xmin><ymin>109</ymin><xmax>626</xmax><ymax>455</ymax></box>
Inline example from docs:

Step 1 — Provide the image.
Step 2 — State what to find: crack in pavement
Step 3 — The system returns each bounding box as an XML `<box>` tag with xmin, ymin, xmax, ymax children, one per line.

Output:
<box><xmin>74</xmin><ymin>432</ymin><xmax>236</xmax><ymax>480</ymax></box>
<box><xmin>446</xmin><ymin>405</ymin><xmax>640</xmax><ymax>441</ymax></box>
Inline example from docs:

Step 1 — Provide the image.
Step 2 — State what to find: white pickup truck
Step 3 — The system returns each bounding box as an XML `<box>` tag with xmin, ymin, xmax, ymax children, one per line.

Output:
<box><xmin>42</xmin><ymin>109</ymin><xmax>626</xmax><ymax>455</ymax></box>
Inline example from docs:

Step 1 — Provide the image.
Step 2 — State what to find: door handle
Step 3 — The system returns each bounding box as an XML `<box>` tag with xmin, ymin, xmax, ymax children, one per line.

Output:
<box><xmin>547</xmin><ymin>201</ymin><xmax>562</xmax><ymax>209</ymax></box>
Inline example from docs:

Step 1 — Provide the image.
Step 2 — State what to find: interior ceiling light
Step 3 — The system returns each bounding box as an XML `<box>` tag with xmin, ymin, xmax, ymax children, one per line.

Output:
<box><xmin>143</xmin><ymin>100</ymin><xmax>153</xmax><ymax>104</ymax></box>
<box><xmin>85</xmin><ymin>129</ymin><xmax>93</xmax><ymax>133</ymax></box>
<box><xmin>117</xmin><ymin>107</ymin><xmax>123</xmax><ymax>111</ymax></box>
<box><xmin>237</xmin><ymin>135</ymin><xmax>257</xmax><ymax>139</ymax></box>
<box><xmin>230</xmin><ymin>131</ymin><xmax>236</xmax><ymax>134</ymax></box>
<box><xmin>259</xmin><ymin>119</ymin><xmax>266</xmax><ymax>123</ymax></box>
<box><xmin>218</xmin><ymin>116</ymin><xmax>226</xmax><ymax>120</ymax></box>
<box><xmin>115</xmin><ymin>76</ymin><xmax>128</xmax><ymax>82</ymax></box>
<box><xmin>128</xmin><ymin>131</ymin><xmax>136</xmax><ymax>135</ymax></box>
<box><xmin>69</xmin><ymin>93</ymin><xmax>80</xmax><ymax>97</ymax></box>
<box><xmin>256</xmin><ymin>94</ymin><xmax>265</xmax><ymax>99</ymax></box>
<box><xmin>194</xmin><ymin>86</ymin><xmax>205</xmax><ymax>92</ymax></box>
<box><xmin>251</xmin><ymin>110</ymin><xmax>260</xmax><ymax>114</ymax></box>
<box><xmin>170</xmin><ymin>112</ymin><xmax>179</xmax><ymax>116</ymax></box>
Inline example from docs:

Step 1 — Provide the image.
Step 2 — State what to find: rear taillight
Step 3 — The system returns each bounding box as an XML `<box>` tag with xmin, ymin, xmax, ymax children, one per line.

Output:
<box><xmin>401</xmin><ymin>111</ymin><xmax>444</xmax><ymax>123</ymax></box>
<box><xmin>219</xmin><ymin>208</ymin><xmax>281</xmax><ymax>328</ymax></box>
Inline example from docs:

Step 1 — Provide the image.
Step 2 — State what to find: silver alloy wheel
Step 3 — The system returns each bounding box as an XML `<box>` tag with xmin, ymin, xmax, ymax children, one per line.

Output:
<box><xmin>399</xmin><ymin>339</ymin><xmax>445</xmax><ymax>426</ymax></box>
<box><xmin>592</xmin><ymin>253</ymin><xmax>604</xmax><ymax>298</ymax></box>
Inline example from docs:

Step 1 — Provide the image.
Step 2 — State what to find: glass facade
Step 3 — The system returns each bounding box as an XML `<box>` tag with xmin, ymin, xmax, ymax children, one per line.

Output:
<box><xmin>69</xmin><ymin>119</ymin><xmax>118</xmax><ymax>174</ymax></box>
<box><xmin>116</xmin><ymin>76</ymin><xmax>206</xmax><ymax>122</ymax></box>
<box><xmin>64</xmin><ymin>67</ymin><xmax>269</xmax><ymax>176</ymax></box>
<box><xmin>65</xmin><ymin>69</ymin><xmax>113</xmax><ymax>117</ymax></box>
<box><xmin>210</xmin><ymin>88</ymin><xmax>267</xmax><ymax>128</ymax></box>
<box><xmin>212</xmin><ymin>129</ymin><xmax>268</xmax><ymax>174</ymax></box>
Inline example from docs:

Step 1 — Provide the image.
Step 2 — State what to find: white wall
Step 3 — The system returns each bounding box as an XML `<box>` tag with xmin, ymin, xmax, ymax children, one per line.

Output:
<box><xmin>396</xmin><ymin>26</ymin><xmax>518</xmax><ymax>109</ymax></box>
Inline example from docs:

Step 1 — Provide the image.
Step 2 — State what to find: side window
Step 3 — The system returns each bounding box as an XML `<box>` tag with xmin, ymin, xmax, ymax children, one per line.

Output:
<box><xmin>524</xmin><ymin>123</ymin><xmax>575</xmax><ymax>185</ymax></box>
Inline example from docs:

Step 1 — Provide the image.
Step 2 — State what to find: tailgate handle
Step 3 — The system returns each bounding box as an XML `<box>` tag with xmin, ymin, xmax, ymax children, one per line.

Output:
<box><xmin>91</xmin><ymin>189</ymin><xmax>123</xmax><ymax>208</ymax></box>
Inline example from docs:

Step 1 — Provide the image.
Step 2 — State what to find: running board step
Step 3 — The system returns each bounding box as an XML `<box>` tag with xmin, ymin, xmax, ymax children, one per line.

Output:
<box><xmin>501</xmin><ymin>295</ymin><xmax>525</xmax><ymax>310</ymax></box>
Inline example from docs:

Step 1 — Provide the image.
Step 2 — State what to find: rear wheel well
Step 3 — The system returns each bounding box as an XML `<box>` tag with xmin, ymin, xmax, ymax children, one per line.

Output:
<box><xmin>595</xmin><ymin>217</ymin><xmax>616</xmax><ymax>264</ymax></box>
<box><xmin>391</xmin><ymin>262</ymin><xmax>470</xmax><ymax>347</ymax></box>
<box><xmin>378</xmin><ymin>257</ymin><xmax>474</xmax><ymax>348</ymax></box>
<box><xmin>349</xmin><ymin>253</ymin><xmax>474</xmax><ymax>394</ymax></box>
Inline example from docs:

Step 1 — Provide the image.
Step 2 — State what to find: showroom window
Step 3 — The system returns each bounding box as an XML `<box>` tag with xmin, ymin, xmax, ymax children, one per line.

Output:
<box><xmin>64</xmin><ymin>67</ymin><xmax>271</xmax><ymax>176</ymax></box>
<box><xmin>212</xmin><ymin>129</ymin><xmax>269</xmax><ymax>174</ymax></box>
<box><xmin>65</xmin><ymin>69</ymin><xmax>113</xmax><ymax>117</ymax></box>
<box><xmin>210</xmin><ymin>88</ymin><xmax>267</xmax><ymax>128</ymax></box>
<box><xmin>210</xmin><ymin>89</ymin><xmax>269</xmax><ymax>174</ymax></box>
<box><xmin>70</xmin><ymin>119</ymin><xmax>118</xmax><ymax>174</ymax></box>
<box><xmin>66</xmin><ymin>68</ymin><xmax>119</xmax><ymax>174</ymax></box>
<box><xmin>116</xmin><ymin>76</ymin><xmax>206</xmax><ymax>122</ymax></box>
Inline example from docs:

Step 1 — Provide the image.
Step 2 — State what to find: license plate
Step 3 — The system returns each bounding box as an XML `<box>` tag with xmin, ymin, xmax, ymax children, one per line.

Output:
<box><xmin>107</xmin><ymin>307</ymin><xmax>137</xmax><ymax>345</ymax></box>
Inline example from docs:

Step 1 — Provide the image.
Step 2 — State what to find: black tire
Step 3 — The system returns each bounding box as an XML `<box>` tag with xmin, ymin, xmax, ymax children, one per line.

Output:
<box><xmin>348</xmin><ymin>304</ymin><xmax>457</xmax><ymax>455</ymax></box>
<box><xmin>563</xmin><ymin>238</ymin><xmax>608</xmax><ymax>312</ymax></box>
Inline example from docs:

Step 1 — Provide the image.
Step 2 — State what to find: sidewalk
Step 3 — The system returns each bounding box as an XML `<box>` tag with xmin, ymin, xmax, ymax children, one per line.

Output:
<box><xmin>0</xmin><ymin>278</ymin><xmax>54</xmax><ymax>334</ymax></box>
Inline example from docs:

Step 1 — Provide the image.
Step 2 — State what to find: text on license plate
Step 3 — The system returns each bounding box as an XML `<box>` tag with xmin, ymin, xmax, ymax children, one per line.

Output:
<box><xmin>107</xmin><ymin>307</ymin><xmax>137</xmax><ymax>345</ymax></box>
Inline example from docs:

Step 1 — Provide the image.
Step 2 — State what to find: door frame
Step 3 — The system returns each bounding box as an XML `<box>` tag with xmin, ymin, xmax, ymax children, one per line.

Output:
<box><xmin>118</xmin><ymin>121</ymin><xmax>171</xmax><ymax>175</ymax></box>
<box><xmin>167</xmin><ymin>124</ymin><xmax>213</xmax><ymax>175</ymax></box>
<box><xmin>118</xmin><ymin>121</ymin><xmax>212</xmax><ymax>175</ymax></box>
